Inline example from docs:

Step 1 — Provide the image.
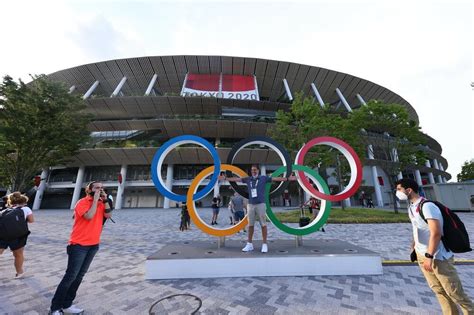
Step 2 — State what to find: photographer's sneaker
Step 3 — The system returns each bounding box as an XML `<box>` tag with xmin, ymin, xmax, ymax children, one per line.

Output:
<box><xmin>63</xmin><ymin>305</ymin><xmax>83</xmax><ymax>314</ymax></box>
<box><xmin>242</xmin><ymin>242</ymin><xmax>254</xmax><ymax>252</ymax></box>
<box><xmin>261</xmin><ymin>243</ymin><xmax>268</xmax><ymax>253</ymax></box>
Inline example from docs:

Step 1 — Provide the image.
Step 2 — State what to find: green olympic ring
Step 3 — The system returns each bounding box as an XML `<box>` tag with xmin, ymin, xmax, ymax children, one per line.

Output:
<box><xmin>265</xmin><ymin>164</ymin><xmax>332</xmax><ymax>236</ymax></box>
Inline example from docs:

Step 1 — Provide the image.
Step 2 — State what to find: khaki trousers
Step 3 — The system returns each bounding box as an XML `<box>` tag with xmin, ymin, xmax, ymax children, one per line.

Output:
<box><xmin>417</xmin><ymin>253</ymin><xmax>474</xmax><ymax>315</ymax></box>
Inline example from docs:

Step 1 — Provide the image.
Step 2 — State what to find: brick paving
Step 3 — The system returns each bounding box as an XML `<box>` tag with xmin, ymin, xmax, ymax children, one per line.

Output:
<box><xmin>1</xmin><ymin>208</ymin><xmax>473</xmax><ymax>314</ymax></box>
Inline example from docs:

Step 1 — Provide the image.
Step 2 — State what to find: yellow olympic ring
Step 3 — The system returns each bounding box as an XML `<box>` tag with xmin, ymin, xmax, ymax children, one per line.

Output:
<box><xmin>187</xmin><ymin>164</ymin><xmax>249</xmax><ymax>237</ymax></box>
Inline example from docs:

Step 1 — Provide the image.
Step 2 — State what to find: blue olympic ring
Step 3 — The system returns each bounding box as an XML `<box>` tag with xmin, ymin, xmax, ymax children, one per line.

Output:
<box><xmin>151</xmin><ymin>135</ymin><xmax>221</xmax><ymax>202</ymax></box>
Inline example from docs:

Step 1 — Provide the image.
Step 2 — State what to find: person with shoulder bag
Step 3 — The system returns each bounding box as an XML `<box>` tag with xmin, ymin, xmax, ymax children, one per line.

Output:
<box><xmin>396</xmin><ymin>178</ymin><xmax>473</xmax><ymax>314</ymax></box>
<box><xmin>0</xmin><ymin>192</ymin><xmax>34</xmax><ymax>279</ymax></box>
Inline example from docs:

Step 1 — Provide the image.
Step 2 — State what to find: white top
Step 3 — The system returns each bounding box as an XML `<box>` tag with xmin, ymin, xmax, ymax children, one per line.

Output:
<box><xmin>8</xmin><ymin>205</ymin><xmax>33</xmax><ymax>221</ymax></box>
<box><xmin>408</xmin><ymin>198</ymin><xmax>453</xmax><ymax>260</ymax></box>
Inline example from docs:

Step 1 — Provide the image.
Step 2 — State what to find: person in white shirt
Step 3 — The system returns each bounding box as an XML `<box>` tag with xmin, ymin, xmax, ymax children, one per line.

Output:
<box><xmin>0</xmin><ymin>192</ymin><xmax>34</xmax><ymax>279</ymax></box>
<box><xmin>396</xmin><ymin>178</ymin><xmax>473</xmax><ymax>314</ymax></box>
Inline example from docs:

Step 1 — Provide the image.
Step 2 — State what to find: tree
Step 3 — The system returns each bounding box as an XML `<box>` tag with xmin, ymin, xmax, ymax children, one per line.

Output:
<box><xmin>457</xmin><ymin>159</ymin><xmax>474</xmax><ymax>182</ymax></box>
<box><xmin>0</xmin><ymin>75</ymin><xmax>92</xmax><ymax>192</ymax></box>
<box><xmin>349</xmin><ymin>100</ymin><xmax>427</xmax><ymax>212</ymax></box>
<box><xmin>271</xmin><ymin>93</ymin><xmax>364</xmax><ymax>208</ymax></box>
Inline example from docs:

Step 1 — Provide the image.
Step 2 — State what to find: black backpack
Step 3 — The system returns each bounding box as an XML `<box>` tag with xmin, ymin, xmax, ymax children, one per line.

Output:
<box><xmin>0</xmin><ymin>207</ymin><xmax>30</xmax><ymax>241</ymax></box>
<box><xmin>418</xmin><ymin>200</ymin><xmax>472</xmax><ymax>253</ymax></box>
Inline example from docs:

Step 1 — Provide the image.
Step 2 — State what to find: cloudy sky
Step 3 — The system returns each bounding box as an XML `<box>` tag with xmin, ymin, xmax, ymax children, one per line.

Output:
<box><xmin>0</xmin><ymin>0</ymin><xmax>472</xmax><ymax>180</ymax></box>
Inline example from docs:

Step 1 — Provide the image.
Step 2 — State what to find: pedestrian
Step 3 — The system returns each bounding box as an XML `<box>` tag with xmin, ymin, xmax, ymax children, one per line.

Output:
<box><xmin>222</xmin><ymin>165</ymin><xmax>296</xmax><ymax>253</ymax></box>
<box><xmin>227</xmin><ymin>200</ymin><xmax>235</xmax><ymax>225</ymax></box>
<box><xmin>102</xmin><ymin>188</ymin><xmax>114</xmax><ymax>225</ymax></box>
<box><xmin>359</xmin><ymin>191</ymin><xmax>366</xmax><ymax>207</ymax></box>
<box><xmin>230</xmin><ymin>191</ymin><xmax>246</xmax><ymax>225</ymax></box>
<box><xmin>303</xmin><ymin>196</ymin><xmax>325</xmax><ymax>232</ymax></box>
<box><xmin>49</xmin><ymin>181</ymin><xmax>112</xmax><ymax>315</ymax></box>
<box><xmin>366</xmin><ymin>196</ymin><xmax>374</xmax><ymax>208</ymax></box>
<box><xmin>179</xmin><ymin>202</ymin><xmax>191</xmax><ymax>231</ymax></box>
<box><xmin>0</xmin><ymin>192</ymin><xmax>34</xmax><ymax>279</ymax></box>
<box><xmin>395</xmin><ymin>178</ymin><xmax>473</xmax><ymax>314</ymax></box>
<box><xmin>210</xmin><ymin>196</ymin><xmax>220</xmax><ymax>225</ymax></box>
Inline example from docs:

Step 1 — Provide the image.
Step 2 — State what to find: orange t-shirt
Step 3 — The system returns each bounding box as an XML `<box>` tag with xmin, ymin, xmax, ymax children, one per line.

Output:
<box><xmin>69</xmin><ymin>196</ymin><xmax>106</xmax><ymax>245</ymax></box>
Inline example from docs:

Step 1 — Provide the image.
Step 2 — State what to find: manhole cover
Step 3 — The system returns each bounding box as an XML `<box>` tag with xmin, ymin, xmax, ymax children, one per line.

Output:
<box><xmin>149</xmin><ymin>293</ymin><xmax>202</xmax><ymax>315</ymax></box>
<box><xmin>344</xmin><ymin>249</ymin><xmax>358</xmax><ymax>253</ymax></box>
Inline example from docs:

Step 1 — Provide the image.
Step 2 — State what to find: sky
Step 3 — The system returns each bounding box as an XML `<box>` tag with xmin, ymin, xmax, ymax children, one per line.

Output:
<box><xmin>0</xmin><ymin>0</ymin><xmax>472</xmax><ymax>181</ymax></box>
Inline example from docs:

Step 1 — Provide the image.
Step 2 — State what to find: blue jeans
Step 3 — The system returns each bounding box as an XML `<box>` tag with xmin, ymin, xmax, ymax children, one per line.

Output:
<box><xmin>50</xmin><ymin>244</ymin><xmax>99</xmax><ymax>311</ymax></box>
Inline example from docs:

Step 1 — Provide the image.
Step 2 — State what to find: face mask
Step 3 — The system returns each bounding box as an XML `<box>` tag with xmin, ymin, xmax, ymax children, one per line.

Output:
<box><xmin>396</xmin><ymin>190</ymin><xmax>408</xmax><ymax>201</ymax></box>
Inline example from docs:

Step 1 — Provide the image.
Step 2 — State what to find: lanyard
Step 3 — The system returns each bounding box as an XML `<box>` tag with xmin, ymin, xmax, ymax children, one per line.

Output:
<box><xmin>409</xmin><ymin>197</ymin><xmax>425</xmax><ymax>217</ymax></box>
<box><xmin>251</xmin><ymin>178</ymin><xmax>259</xmax><ymax>189</ymax></box>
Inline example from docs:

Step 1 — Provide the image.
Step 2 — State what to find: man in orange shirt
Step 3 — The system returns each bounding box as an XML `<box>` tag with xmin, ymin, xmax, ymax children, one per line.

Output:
<box><xmin>50</xmin><ymin>182</ymin><xmax>112</xmax><ymax>315</ymax></box>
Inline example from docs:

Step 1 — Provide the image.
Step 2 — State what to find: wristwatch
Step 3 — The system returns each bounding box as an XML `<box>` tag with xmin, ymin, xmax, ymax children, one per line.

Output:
<box><xmin>424</xmin><ymin>252</ymin><xmax>434</xmax><ymax>259</ymax></box>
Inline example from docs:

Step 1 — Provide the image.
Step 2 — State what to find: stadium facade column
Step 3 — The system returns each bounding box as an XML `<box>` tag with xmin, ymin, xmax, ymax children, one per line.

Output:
<box><xmin>213</xmin><ymin>139</ymin><xmax>222</xmax><ymax>198</ymax></box>
<box><xmin>438</xmin><ymin>163</ymin><xmax>447</xmax><ymax>183</ymax></box>
<box><xmin>32</xmin><ymin>169</ymin><xmax>49</xmax><ymax>210</ymax></box>
<box><xmin>368</xmin><ymin>145</ymin><xmax>384</xmax><ymax>208</ymax></box>
<box><xmin>283</xmin><ymin>78</ymin><xmax>293</xmax><ymax>101</ymax></box>
<box><xmin>356</xmin><ymin>94</ymin><xmax>367</xmax><ymax>106</ymax></box>
<box><xmin>115</xmin><ymin>164</ymin><xmax>127</xmax><ymax>210</ymax></box>
<box><xmin>425</xmin><ymin>160</ymin><xmax>435</xmax><ymax>184</ymax></box>
<box><xmin>311</xmin><ymin>83</ymin><xmax>325</xmax><ymax>107</ymax></box>
<box><xmin>163</xmin><ymin>164</ymin><xmax>174</xmax><ymax>209</ymax></box>
<box><xmin>70</xmin><ymin>166</ymin><xmax>85</xmax><ymax>209</ymax></box>
<box><xmin>83</xmin><ymin>80</ymin><xmax>99</xmax><ymax>100</ymax></box>
<box><xmin>433</xmin><ymin>159</ymin><xmax>443</xmax><ymax>183</ymax></box>
<box><xmin>414</xmin><ymin>169</ymin><xmax>423</xmax><ymax>187</ymax></box>
<box><xmin>391</xmin><ymin>148</ymin><xmax>403</xmax><ymax>180</ymax></box>
<box><xmin>213</xmin><ymin>181</ymin><xmax>220</xmax><ymax>198</ymax></box>
<box><xmin>110</xmin><ymin>77</ymin><xmax>127</xmax><ymax>97</ymax></box>
<box><xmin>260</xmin><ymin>164</ymin><xmax>266</xmax><ymax>175</ymax></box>
<box><xmin>145</xmin><ymin>74</ymin><xmax>158</xmax><ymax>96</ymax></box>
<box><xmin>335</xmin><ymin>88</ymin><xmax>352</xmax><ymax>112</ymax></box>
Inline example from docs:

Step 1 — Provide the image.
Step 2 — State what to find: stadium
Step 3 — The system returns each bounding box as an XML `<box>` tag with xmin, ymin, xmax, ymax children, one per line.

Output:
<box><xmin>31</xmin><ymin>55</ymin><xmax>451</xmax><ymax>210</ymax></box>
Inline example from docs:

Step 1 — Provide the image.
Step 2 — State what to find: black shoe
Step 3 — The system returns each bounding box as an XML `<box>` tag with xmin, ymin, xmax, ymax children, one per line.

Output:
<box><xmin>321</xmin><ymin>227</ymin><xmax>326</xmax><ymax>232</ymax></box>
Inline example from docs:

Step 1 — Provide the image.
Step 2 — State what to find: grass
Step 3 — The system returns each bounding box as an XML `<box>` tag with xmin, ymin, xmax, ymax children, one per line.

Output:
<box><xmin>274</xmin><ymin>207</ymin><xmax>410</xmax><ymax>224</ymax></box>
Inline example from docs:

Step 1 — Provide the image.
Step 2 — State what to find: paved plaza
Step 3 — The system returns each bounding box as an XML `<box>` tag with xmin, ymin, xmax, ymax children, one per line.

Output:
<box><xmin>1</xmin><ymin>208</ymin><xmax>473</xmax><ymax>314</ymax></box>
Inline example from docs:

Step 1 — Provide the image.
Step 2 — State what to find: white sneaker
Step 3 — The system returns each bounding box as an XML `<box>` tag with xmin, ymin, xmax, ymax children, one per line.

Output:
<box><xmin>63</xmin><ymin>304</ymin><xmax>83</xmax><ymax>314</ymax></box>
<box><xmin>242</xmin><ymin>242</ymin><xmax>254</xmax><ymax>252</ymax></box>
<box><xmin>261</xmin><ymin>243</ymin><xmax>268</xmax><ymax>253</ymax></box>
<box><xmin>14</xmin><ymin>271</ymin><xmax>25</xmax><ymax>279</ymax></box>
<box><xmin>50</xmin><ymin>311</ymin><xmax>63</xmax><ymax>315</ymax></box>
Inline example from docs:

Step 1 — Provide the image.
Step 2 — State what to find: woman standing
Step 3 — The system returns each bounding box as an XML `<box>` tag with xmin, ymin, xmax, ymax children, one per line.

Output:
<box><xmin>0</xmin><ymin>192</ymin><xmax>34</xmax><ymax>279</ymax></box>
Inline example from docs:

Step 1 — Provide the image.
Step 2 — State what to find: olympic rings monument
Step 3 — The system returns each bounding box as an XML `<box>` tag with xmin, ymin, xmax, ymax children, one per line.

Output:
<box><xmin>146</xmin><ymin>135</ymin><xmax>383</xmax><ymax>279</ymax></box>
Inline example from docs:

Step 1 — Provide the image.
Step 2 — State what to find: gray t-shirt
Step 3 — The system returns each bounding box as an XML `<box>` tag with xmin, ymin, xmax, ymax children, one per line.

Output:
<box><xmin>408</xmin><ymin>198</ymin><xmax>453</xmax><ymax>260</ymax></box>
<box><xmin>231</xmin><ymin>195</ymin><xmax>245</xmax><ymax>211</ymax></box>
<box><xmin>242</xmin><ymin>175</ymin><xmax>272</xmax><ymax>204</ymax></box>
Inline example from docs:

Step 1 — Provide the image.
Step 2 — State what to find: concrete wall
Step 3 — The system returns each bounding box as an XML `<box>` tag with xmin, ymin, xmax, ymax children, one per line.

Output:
<box><xmin>423</xmin><ymin>183</ymin><xmax>474</xmax><ymax>211</ymax></box>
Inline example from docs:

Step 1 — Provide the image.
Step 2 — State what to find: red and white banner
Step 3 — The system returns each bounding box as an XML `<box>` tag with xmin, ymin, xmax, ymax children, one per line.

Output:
<box><xmin>181</xmin><ymin>73</ymin><xmax>259</xmax><ymax>101</ymax></box>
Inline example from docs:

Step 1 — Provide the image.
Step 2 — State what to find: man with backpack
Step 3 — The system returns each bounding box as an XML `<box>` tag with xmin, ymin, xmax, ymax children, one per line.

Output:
<box><xmin>395</xmin><ymin>178</ymin><xmax>473</xmax><ymax>314</ymax></box>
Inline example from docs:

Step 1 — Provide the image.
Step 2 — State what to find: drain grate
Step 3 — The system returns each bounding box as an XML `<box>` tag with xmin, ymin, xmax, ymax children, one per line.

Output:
<box><xmin>149</xmin><ymin>293</ymin><xmax>202</xmax><ymax>315</ymax></box>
